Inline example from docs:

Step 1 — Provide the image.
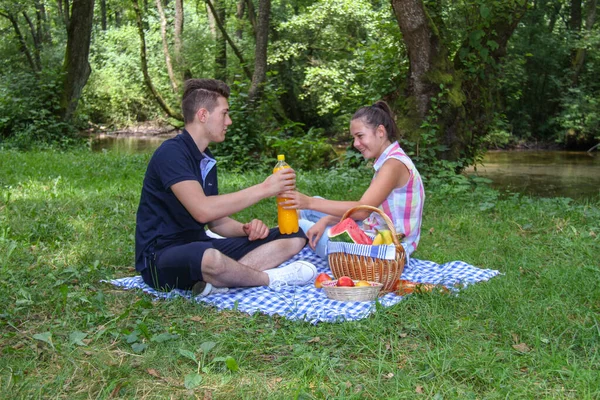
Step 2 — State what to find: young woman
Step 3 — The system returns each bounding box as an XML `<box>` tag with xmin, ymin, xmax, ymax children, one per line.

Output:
<box><xmin>280</xmin><ymin>101</ymin><xmax>425</xmax><ymax>262</ymax></box>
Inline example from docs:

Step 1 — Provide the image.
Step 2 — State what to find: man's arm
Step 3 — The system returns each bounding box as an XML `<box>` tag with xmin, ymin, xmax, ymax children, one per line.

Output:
<box><xmin>208</xmin><ymin>217</ymin><xmax>245</xmax><ymax>237</ymax></box>
<box><xmin>171</xmin><ymin>168</ymin><xmax>296</xmax><ymax>224</ymax></box>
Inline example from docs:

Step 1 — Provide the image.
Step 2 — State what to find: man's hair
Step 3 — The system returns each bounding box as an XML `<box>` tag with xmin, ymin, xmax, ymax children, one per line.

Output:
<box><xmin>181</xmin><ymin>79</ymin><xmax>231</xmax><ymax>123</ymax></box>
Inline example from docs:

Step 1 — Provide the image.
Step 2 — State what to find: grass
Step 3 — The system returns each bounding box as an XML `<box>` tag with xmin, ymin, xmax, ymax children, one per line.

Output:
<box><xmin>0</xmin><ymin>149</ymin><xmax>599</xmax><ymax>399</ymax></box>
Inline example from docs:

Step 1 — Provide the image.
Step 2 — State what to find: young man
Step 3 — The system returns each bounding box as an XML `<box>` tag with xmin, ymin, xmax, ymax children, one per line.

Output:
<box><xmin>135</xmin><ymin>79</ymin><xmax>316</xmax><ymax>295</ymax></box>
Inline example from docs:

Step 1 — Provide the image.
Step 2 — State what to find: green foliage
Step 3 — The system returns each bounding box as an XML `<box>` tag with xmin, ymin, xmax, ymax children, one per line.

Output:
<box><xmin>1</xmin><ymin>0</ymin><xmax>599</xmax><ymax>160</ymax></box>
<box><xmin>270</xmin><ymin>0</ymin><xmax>405</xmax><ymax>133</ymax></box>
<box><xmin>501</xmin><ymin>0</ymin><xmax>600</xmax><ymax>146</ymax></box>
<box><xmin>0</xmin><ymin>69</ymin><xmax>85</xmax><ymax>150</ymax></box>
<box><xmin>553</xmin><ymin>86</ymin><xmax>600</xmax><ymax>147</ymax></box>
<box><xmin>209</xmin><ymin>79</ymin><xmax>274</xmax><ymax>172</ymax></box>
<box><xmin>83</xmin><ymin>26</ymin><xmax>158</xmax><ymax>126</ymax></box>
<box><xmin>265</xmin><ymin>127</ymin><xmax>338</xmax><ymax>170</ymax></box>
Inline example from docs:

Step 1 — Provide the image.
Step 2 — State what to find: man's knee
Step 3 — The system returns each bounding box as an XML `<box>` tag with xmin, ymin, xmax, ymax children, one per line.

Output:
<box><xmin>201</xmin><ymin>248</ymin><xmax>227</xmax><ymax>278</ymax></box>
<box><xmin>287</xmin><ymin>236</ymin><xmax>307</xmax><ymax>253</ymax></box>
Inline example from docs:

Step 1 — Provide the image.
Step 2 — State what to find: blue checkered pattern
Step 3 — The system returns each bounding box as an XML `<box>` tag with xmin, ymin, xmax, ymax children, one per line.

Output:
<box><xmin>105</xmin><ymin>247</ymin><xmax>500</xmax><ymax>324</ymax></box>
<box><xmin>327</xmin><ymin>242</ymin><xmax>398</xmax><ymax>260</ymax></box>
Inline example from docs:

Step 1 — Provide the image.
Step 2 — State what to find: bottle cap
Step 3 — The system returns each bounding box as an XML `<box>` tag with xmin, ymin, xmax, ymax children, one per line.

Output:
<box><xmin>277</xmin><ymin>154</ymin><xmax>285</xmax><ymax>161</ymax></box>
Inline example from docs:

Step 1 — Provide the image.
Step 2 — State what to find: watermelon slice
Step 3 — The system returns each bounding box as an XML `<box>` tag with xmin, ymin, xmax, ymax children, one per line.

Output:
<box><xmin>329</xmin><ymin>218</ymin><xmax>373</xmax><ymax>245</ymax></box>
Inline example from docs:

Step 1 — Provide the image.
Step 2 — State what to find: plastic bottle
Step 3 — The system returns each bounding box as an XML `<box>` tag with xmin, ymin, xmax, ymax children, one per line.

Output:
<box><xmin>273</xmin><ymin>154</ymin><xmax>299</xmax><ymax>234</ymax></box>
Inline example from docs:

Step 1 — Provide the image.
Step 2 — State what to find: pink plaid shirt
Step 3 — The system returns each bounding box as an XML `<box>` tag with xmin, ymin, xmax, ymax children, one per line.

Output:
<box><xmin>362</xmin><ymin>142</ymin><xmax>425</xmax><ymax>256</ymax></box>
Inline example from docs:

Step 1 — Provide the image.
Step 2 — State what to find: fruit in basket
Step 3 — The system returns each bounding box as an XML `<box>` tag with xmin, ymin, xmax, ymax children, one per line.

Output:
<box><xmin>336</xmin><ymin>276</ymin><xmax>355</xmax><ymax>287</ymax></box>
<box><xmin>355</xmin><ymin>280</ymin><xmax>371</xmax><ymax>287</ymax></box>
<box><xmin>328</xmin><ymin>218</ymin><xmax>373</xmax><ymax>245</ymax></box>
<box><xmin>373</xmin><ymin>229</ymin><xmax>394</xmax><ymax>245</ymax></box>
<box><xmin>314</xmin><ymin>272</ymin><xmax>333</xmax><ymax>288</ymax></box>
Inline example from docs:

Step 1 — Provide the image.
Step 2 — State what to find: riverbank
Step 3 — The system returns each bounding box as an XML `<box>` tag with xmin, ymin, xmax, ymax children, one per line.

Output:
<box><xmin>1</xmin><ymin>150</ymin><xmax>598</xmax><ymax>398</ymax></box>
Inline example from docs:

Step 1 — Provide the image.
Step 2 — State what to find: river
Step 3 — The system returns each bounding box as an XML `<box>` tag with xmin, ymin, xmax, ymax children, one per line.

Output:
<box><xmin>91</xmin><ymin>135</ymin><xmax>599</xmax><ymax>200</ymax></box>
<box><xmin>463</xmin><ymin>150</ymin><xmax>599</xmax><ymax>200</ymax></box>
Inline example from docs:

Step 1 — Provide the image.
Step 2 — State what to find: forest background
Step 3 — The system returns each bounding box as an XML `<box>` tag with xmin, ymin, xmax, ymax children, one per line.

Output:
<box><xmin>0</xmin><ymin>0</ymin><xmax>599</xmax><ymax>174</ymax></box>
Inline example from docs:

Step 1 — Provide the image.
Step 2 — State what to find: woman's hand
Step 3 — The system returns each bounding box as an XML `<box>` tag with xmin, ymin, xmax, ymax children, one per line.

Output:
<box><xmin>279</xmin><ymin>190</ymin><xmax>311</xmax><ymax>210</ymax></box>
<box><xmin>262</xmin><ymin>168</ymin><xmax>296</xmax><ymax>197</ymax></box>
<box><xmin>305</xmin><ymin>218</ymin><xmax>329</xmax><ymax>250</ymax></box>
<box><xmin>242</xmin><ymin>219</ymin><xmax>270</xmax><ymax>241</ymax></box>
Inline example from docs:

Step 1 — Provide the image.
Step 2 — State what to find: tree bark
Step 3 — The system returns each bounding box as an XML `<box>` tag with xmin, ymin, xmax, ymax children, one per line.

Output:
<box><xmin>60</xmin><ymin>0</ymin><xmax>95</xmax><ymax>121</ymax></box>
<box><xmin>131</xmin><ymin>0</ymin><xmax>183</xmax><ymax>120</ymax></box>
<box><xmin>212</xmin><ymin>0</ymin><xmax>227</xmax><ymax>81</ymax></box>
<box><xmin>205</xmin><ymin>0</ymin><xmax>253</xmax><ymax>80</ymax></box>
<box><xmin>391</xmin><ymin>0</ymin><xmax>443</xmax><ymax>119</ymax></box>
<box><xmin>155</xmin><ymin>0</ymin><xmax>178</xmax><ymax>92</ymax></box>
<box><xmin>235</xmin><ymin>0</ymin><xmax>245</xmax><ymax>39</ymax></box>
<box><xmin>390</xmin><ymin>0</ymin><xmax>528</xmax><ymax>162</ymax></box>
<box><xmin>174</xmin><ymin>0</ymin><xmax>184</xmax><ymax>64</ymax></box>
<box><xmin>248</xmin><ymin>0</ymin><xmax>271</xmax><ymax>102</ymax></box>
<box><xmin>100</xmin><ymin>0</ymin><xmax>107</xmax><ymax>30</ymax></box>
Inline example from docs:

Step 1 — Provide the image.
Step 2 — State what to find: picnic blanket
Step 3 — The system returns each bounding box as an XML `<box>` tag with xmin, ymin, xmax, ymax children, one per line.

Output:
<box><xmin>106</xmin><ymin>247</ymin><xmax>500</xmax><ymax>324</ymax></box>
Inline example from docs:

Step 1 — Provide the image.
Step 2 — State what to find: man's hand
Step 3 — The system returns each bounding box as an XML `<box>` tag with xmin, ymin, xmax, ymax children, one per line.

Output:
<box><xmin>262</xmin><ymin>168</ymin><xmax>296</xmax><ymax>197</ymax></box>
<box><xmin>242</xmin><ymin>219</ymin><xmax>270</xmax><ymax>241</ymax></box>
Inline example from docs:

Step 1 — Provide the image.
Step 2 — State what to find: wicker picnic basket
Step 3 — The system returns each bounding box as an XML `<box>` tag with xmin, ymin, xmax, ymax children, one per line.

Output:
<box><xmin>327</xmin><ymin>205</ymin><xmax>406</xmax><ymax>294</ymax></box>
<box><xmin>322</xmin><ymin>280</ymin><xmax>383</xmax><ymax>302</ymax></box>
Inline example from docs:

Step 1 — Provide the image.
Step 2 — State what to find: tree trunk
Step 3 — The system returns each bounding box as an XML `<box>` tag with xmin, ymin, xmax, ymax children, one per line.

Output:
<box><xmin>205</xmin><ymin>0</ymin><xmax>252</xmax><ymax>80</ymax></box>
<box><xmin>571</xmin><ymin>0</ymin><xmax>597</xmax><ymax>85</ymax></box>
<box><xmin>0</xmin><ymin>12</ymin><xmax>39</xmax><ymax>74</ymax></box>
<box><xmin>248</xmin><ymin>0</ymin><xmax>271</xmax><ymax>102</ymax></box>
<box><xmin>391</xmin><ymin>0</ymin><xmax>444</xmax><ymax>119</ymax></box>
<box><xmin>59</xmin><ymin>0</ymin><xmax>94</xmax><ymax>121</ymax></box>
<box><xmin>547</xmin><ymin>1</ymin><xmax>562</xmax><ymax>32</ymax></box>
<box><xmin>155</xmin><ymin>0</ymin><xmax>178</xmax><ymax>92</ymax></box>
<box><xmin>213</xmin><ymin>0</ymin><xmax>227</xmax><ymax>81</ymax></box>
<box><xmin>235</xmin><ymin>0</ymin><xmax>245</xmax><ymax>39</ymax></box>
<box><xmin>34</xmin><ymin>0</ymin><xmax>50</xmax><ymax>43</ymax></box>
<box><xmin>63</xmin><ymin>0</ymin><xmax>70</xmax><ymax>26</ymax></box>
<box><xmin>246</xmin><ymin>0</ymin><xmax>257</xmax><ymax>37</ymax></box>
<box><xmin>131</xmin><ymin>0</ymin><xmax>183</xmax><ymax>120</ymax></box>
<box><xmin>569</xmin><ymin>0</ymin><xmax>582</xmax><ymax>31</ymax></box>
<box><xmin>173</xmin><ymin>0</ymin><xmax>189</xmax><ymax>80</ymax></box>
<box><xmin>22</xmin><ymin>12</ymin><xmax>42</xmax><ymax>70</ymax></box>
<box><xmin>390</xmin><ymin>0</ymin><xmax>528</xmax><ymax>162</ymax></box>
<box><xmin>174</xmin><ymin>0</ymin><xmax>184</xmax><ymax>63</ymax></box>
<box><xmin>100</xmin><ymin>0</ymin><xmax>107</xmax><ymax>30</ymax></box>
<box><xmin>206</xmin><ymin>0</ymin><xmax>217</xmax><ymax>36</ymax></box>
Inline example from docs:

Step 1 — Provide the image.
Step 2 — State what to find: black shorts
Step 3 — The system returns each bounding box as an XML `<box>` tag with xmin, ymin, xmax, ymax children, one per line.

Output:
<box><xmin>141</xmin><ymin>228</ymin><xmax>307</xmax><ymax>291</ymax></box>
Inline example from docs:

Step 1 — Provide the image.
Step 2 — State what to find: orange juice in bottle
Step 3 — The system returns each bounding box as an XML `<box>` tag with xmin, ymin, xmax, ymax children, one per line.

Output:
<box><xmin>273</xmin><ymin>154</ymin><xmax>299</xmax><ymax>234</ymax></box>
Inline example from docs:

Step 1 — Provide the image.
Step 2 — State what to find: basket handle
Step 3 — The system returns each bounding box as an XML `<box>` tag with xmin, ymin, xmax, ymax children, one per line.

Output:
<box><xmin>341</xmin><ymin>205</ymin><xmax>403</xmax><ymax>247</ymax></box>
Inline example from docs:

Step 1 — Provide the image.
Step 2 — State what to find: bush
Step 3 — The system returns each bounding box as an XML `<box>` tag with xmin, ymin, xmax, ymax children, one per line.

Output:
<box><xmin>0</xmin><ymin>69</ymin><xmax>85</xmax><ymax>150</ymax></box>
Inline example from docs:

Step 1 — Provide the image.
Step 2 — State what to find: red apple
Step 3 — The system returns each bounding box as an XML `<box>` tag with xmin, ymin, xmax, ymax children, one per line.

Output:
<box><xmin>314</xmin><ymin>272</ymin><xmax>333</xmax><ymax>288</ymax></box>
<box><xmin>336</xmin><ymin>276</ymin><xmax>355</xmax><ymax>287</ymax></box>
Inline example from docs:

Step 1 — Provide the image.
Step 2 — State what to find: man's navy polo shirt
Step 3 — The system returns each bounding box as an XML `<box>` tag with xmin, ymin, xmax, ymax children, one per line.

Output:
<box><xmin>135</xmin><ymin>130</ymin><xmax>218</xmax><ymax>273</ymax></box>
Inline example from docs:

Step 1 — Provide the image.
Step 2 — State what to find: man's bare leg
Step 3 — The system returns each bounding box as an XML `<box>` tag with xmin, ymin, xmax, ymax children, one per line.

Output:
<box><xmin>201</xmin><ymin>249</ymin><xmax>270</xmax><ymax>287</ymax></box>
<box><xmin>238</xmin><ymin>237</ymin><xmax>307</xmax><ymax>271</ymax></box>
<box><xmin>200</xmin><ymin>237</ymin><xmax>307</xmax><ymax>288</ymax></box>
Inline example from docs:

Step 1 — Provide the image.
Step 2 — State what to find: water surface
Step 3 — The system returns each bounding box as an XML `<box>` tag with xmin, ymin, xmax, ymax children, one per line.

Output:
<box><xmin>464</xmin><ymin>150</ymin><xmax>600</xmax><ymax>199</ymax></box>
<box><xmin>91</xmin><ymin>136</ymin><xmax>599</xmax><ymax>200</ymax></box>
<box><xmin>90</xmin><ymin>134</ymin><xmax>170</xmax><ymax>153</ymax></box>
